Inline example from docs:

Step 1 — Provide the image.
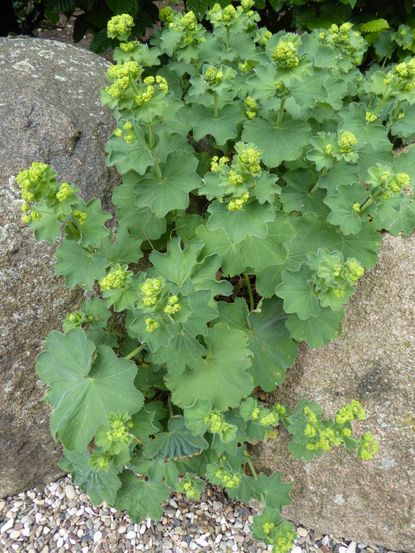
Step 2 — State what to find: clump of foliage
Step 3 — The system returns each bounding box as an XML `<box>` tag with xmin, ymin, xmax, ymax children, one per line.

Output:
<box><xmin>17</xmin><ymin>3</ymin><xmax>415</xmax><ymax>551</ymax></box>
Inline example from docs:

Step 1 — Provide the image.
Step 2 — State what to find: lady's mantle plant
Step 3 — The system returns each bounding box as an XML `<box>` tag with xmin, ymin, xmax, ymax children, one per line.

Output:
<box><xmin>17</xmin><ymin>5</ymin><xmax>415</xmax><ymax>552</ymax></box>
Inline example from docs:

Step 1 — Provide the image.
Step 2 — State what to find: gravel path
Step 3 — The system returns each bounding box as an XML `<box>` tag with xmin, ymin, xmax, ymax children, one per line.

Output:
<box><xmin>0</xmin><ymin>476</ymin><xmax>390</xmax><ymax>553</ymax></box>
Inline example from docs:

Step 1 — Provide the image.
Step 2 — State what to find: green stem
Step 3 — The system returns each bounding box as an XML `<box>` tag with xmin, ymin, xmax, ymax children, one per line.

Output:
<box><xmin>225</xmin><ymin>27</ymin><xmax>230</xmax><ymax>50</ymax></box>
<box><xmin>360</xmin><ymin>196</ymin><xmax>373</xmax><ymax>212</ymax></box>
<box><xmin>244</xmin><ymin>273</ymin><xmax>255</xmax><ymax>311</ymax></box>
<box><xmin>124</xmin><ymin>344</ymin><xmax>145</xmax><ymax>360</ymax></box>
<box><xmin>276</xmin><ymin>98</ymin><xmax>286</xmax><ymax>126</ymax></box>
<box><xmin>168</xmin><ymin>396</ymin><xmax>174</xmax><ymax>417</ymax></box>
<box><xmin>66</xmin><ymin>220</ymin><xmax>80</xmax><ymax>238</ymax></box>
<box><xmin>309</xmin><ymin>181</ymin><xmax>319</xmax><ymax>194</ymax></box>
<box><xmin>247</xmin><ymin>457</ymin><xmax>258</xmax><ymax>480</ymax></box>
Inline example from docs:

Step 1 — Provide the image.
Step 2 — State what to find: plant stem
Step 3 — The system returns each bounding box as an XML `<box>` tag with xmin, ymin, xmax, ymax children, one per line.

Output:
<box><xmin>276</xmin><ymin>98</ymin><xmax>286</xmax><ymax>126</ymax></box>
<box><xmin>244</xmin><ymin>273</ymin><xmax>255</xmax><ymax>311</ymax></box>
<box><xmin>247</xmin><ymin>457</ymin><xmax>258</xmax><ymax>480</ymax></box>
<box><xmin>124</xmin><ymin>344</ymin><xmax>145</xmax><ymax>360</ymax></box>
<box><xmin>225</xmin><ymin>27</ymin><xmax>230</xmax><ymax>50</ymax></box>
<box><xmin>360</xmin><ymin>196</ymin><xmax>373</xmax><ymax>212</ymax></box>
<box><xmin>309</xmin><ymin>181</ymin><xmax>319</xmax><ymax>194</ymax></box>
<box><xmin>168</xmin><ymin>396</ymin><xmax>174</xmax><ymax>417</ymax></box>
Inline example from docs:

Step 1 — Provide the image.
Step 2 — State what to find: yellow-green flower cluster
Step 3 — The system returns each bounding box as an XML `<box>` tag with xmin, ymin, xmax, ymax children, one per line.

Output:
<box><xmin>164</xmin><ymin>295</ymin><xmax>181</xmax><ymax>315</ymax></box>
<box><xmin>214</xmin><ymin>467</ymin><xmax>241</xmax><ymax>489</ymax></box>
<box><xmin>244</xmin><ymin>96</ymin><xmax>258</xmax><ymax>119</ymax></box>
<box><xmin>99</xmin><ymin>265</ymin><xmax>130</xmax><ymax>291</ymax></box>
<box><xmin>119</xmin><ymin>40</ymin><xmax>138</xmax><ymax>53</ymax></box>
<box><xmin>140</xmin><ymin>278</ymin><xmax>163</xmax><ymax>306</ymax></box>
<box><xmin>169</xmin><ymin>11</ymin><xmax>205</xmax><ymax>48</ymax></box>
<box><xmin>358</xmin><ymin>432</ymin><xmax>379</xmax><ymax>460</ymax></box>
<box><xmin>342</xmin><ymin>260</ymin><xmax>365</xmax><ymax>283</ymax></box>
<box><xmin>17</xmin><ymin>162</ymin><xmax>55</xmax><ymax>203</ymax></box>
<box><xmin>319</xmin><ymin>23</ymin><xmax>366</xmax><ymax>65</ymax></box>
<box><xmin>210</xmin><ymin>155</ymin><xmax>229</xmax><ymax>173</ymax></box>
<box><xmin>384</xmin><ymin>58</ymin><xmax>415</xmax><ymax>92</ymax></box>
<box><xmin>107</xmin><ymin>61</ymin><xmax>141</xmax><ymax>81</ymax></box>
<box><xmin>72</xmin><ymin>210</ymin><xmax>87</xmax><ymax>225</ymax></box>
<box><xmin>238</xmin><ymin>60</ymin><xmax>255</xmax><ymax>73</ymax></box>
<box><xmin>338</xmin><ymin>131</ymin><xmax>358</xmax><ymax>154</ymax></box>
<box><xmin>272</xmin><ymin>39</ymin><xmax>300</xmax><ymax>69</ymax></box>
<box><xmin>105</xmin><ymin>413</ymin><xmax>133</xmax><ymax>445</ymax></box>
<box><xmin>56</xmin><ymin>182</ymin><xmax>75</xmax><ymax>202</ymax></box>
<box><xmin>208</xmin><ymin>4</ymin><xmax>238</xmax><ymax>26</ymax></box>
<box><xmin>303</xmin><ymin>407</ymin><xmax>345</xmax><ymax>452</ymax></box>
<box><xmin>64</xmin><ymin>310</ymin><xmax>95</xmax><ymax>328</ymax></box>
<box><xmin>203</xmin><ymin>66</ymin><xmax>224</xmax><ymax>87</ymax></box>
<box><xmin>365</xmin><ymin>111</ymin><xmax>378</xmax><ymax>123</ymax></box>
<box><xmin>135</xmin><ymin>76</ymin><xmax>168</xmax><ymax>107</ymax></box>
<box><xmin>113</xmin><ymin>120</ymin><xmax>136</xmax><ymax>144</ymax></box>
<box><xmin>159</xmin><ymin>6</ymin><xmax>174</xmax><ymax>25</ymax></box>
<box><xmin>177</xmin><ymin>475</ymin><xmax>201</xmax><ymax>499</ymax></box>
<box><xmin>204</xmin><ymin>411</ymin><xmax>232</xmax><ymax>434</ymax></box>
<box><xmin>335</xmin><ymin>400</ymin><xmax>366</xmax><ymax>424</ymax></box>
<box><xmin>89</xmin><ymin>452</ymin><xmax>111</xmax><ymax>472</ymax></box>
<box><xmin>228</xmin><ymin>192</ymin><xmax>249</xmax><ymax>211</ymax></box>
<box><xmin>256</xmin><ymin>28</ymin><xmax>272</xmax><ymax>46</ymax></box>
<box><xmin>238</xmin><ymin>146</ymin><xmax>262</xmax><ymax>174</ymax></box>
<box><xmin>106</xmin><ymin>61</ymin><xmax>142</xmax><ymax>99</ymax></box>
<box><xmin>145</xmin><ymin>317</ymin><xmax>159</xmax><ymax>333</ymax></box>
<box><xmin>107</xmin><ymin>14</ymin><xmax>134</xmax><ymax>41</ymax></box>
<box><xmin>228</xmin><ymin>169</ymin><xmax>245</xmax><ymax>185</ymax></box>
<box><xmin>271</xmin><ymin>522</ymin><xmax>296</xmax><ymax>553</ymax></box>
<box><xmin>311</xmin><ymin>251</ymin><xmax>364</xmax><ymax>303</ymax></box>
<box><xmin>367</xmin><ymin>165</ymin><xmax>411</xmax><ymax>200</ymax></box>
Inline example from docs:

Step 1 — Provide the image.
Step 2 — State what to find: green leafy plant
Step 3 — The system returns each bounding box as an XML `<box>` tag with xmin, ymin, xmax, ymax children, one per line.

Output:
<box><xmin>17</xmin><ymin>4</ymin><xmax>415</xmax><ymax>551</ymax></box>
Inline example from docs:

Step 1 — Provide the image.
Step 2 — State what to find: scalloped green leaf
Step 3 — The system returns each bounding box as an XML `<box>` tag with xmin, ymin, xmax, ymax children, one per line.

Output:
<box><xmin>115</xmin><ymin>470</ymin><xmax>170</xmax><ymax>521</ymax></box>
<box><xmin>166</xmin><ymin>324</ymin><xmax>253</xmax><ymax>409</ymax></box>
<box><xmin>37</xmin><ymin>330</ymin><xmax>143</xmax><ymax>450</ymax></box>
<box><xmin>242</xmin><ymin>115</ymin><xmax>311</xmax><ymax>168</ymax></box>
<box><xmin>143</xmin><ymin>416</ymin><xmax>209</xmax><ymax>460</ymax></box>
<box><xmin>60</xmin><ymin>450</ymin><xmax>121</xmax><ymax>505</ymax></box>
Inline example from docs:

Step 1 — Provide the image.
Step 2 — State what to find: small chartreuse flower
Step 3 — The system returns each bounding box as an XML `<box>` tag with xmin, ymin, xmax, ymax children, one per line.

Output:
<box><xmin>139</xmin><ymin>277</ymin><xmax>164</xmax><ymax>308</ymax></box>
<box><xmin>358</xmin><ymin>432</ymin><xmax>379</xmax><ymax>460</ymax></box>
<box><xmin>107</xmin><ymin>14</ymin><xmax>134</xmax><ymax>41</ymax></box>
<box><xmin>95</xmin><ymin>413</ymin><xmax>134</xmax><ymax>455</ymax></box>
<box><xmin>89</xmin><ymin>451</ymin><xmax>111</xmax><ymax>472</ymax></box>
<box><xmin>204</xmin><ymin>410</ymin><xmax>237</xmax><ymax>442</ymax></box>
<box><xmin>228</xmin><ymin>192</ymin><xmax>250</xmax><ymax>211</ymax></box>
<box><xmin>176</xmin><ymin>474</ymin><xmax>205</xmax><ymax>500</ymax></box>
<box><xmin>319</xmin><ymin>22</ymin><xmax>366</xmax><ymax>65</ymax></box>
<box><xmin>384</xmin><ymin>58</ymin><xmax>415</xmax><ymax>93</ymax></box>
<box><xmin>272</xmin><ymin>38</ymin><xmax>300</xmax><ymax>69</ymax></box>
<box><xmin>99</xmin><ymin>265</ymin><xmax>131</xmax><ymax>291</ymax></box>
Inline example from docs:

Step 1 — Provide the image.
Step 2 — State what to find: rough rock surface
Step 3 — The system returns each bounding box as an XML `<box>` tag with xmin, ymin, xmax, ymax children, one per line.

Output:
<box><xmin>0</xmin><ymin>38</ymin><xmax>116</xmax><ymax>498</ymax></box>
<box><xmin>256</xmin><ymin>233</ymin><xmax>415</xmax><ymax>552</ymax></box>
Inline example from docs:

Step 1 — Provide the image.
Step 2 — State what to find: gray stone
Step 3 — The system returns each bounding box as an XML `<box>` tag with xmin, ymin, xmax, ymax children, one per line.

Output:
<box><xmin>0</xmin><ymin>37</ymin><xmax>116</xmax><ymax>497</ymax></box>
<box><xmin>256</xmin><ymin>233</ymin><xmax>415</xmax><ymax>552</ymax></box>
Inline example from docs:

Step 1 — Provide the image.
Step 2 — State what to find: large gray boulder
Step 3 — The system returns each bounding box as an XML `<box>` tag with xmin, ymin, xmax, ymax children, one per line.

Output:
<box><xmin>0</xmin><ymin>38</ymin><xmax>117</xmax><ymax>497</ymax></box>
<box><xmin>256</xmin><ymin>233</ymin><xmax>415</xmax><ymax>552</ymax></box>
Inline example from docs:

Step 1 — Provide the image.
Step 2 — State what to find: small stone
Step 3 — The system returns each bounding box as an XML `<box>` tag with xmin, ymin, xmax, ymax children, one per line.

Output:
<box><xmin>347</xmin><ymin>542</ymin><xmax>357</xmax><ymax>553</ymax></box>
<box><xmin>93</xmin><ymin>531</ymin><xmax>102</xmax><ymax>543</ymax></box>
<box><xmin>297</xmin><ymin>527</ymin><xmax>308</xmax><ymax>538</ymax></box>
<box><xmin>292</xmin><ymin>547</ymin><xmax>303</xmax><ymax>553</ymax></box>
<box><xmin>126</xmin><ymin>530</ymin><xmax>136</xmax><ymax>539</ymax></box>
<box><xmin>195</xmin><ymin>538</ymin><xmax>209</xmax><ymax>547</ymax></box>
<box><xmin>0</xmin><ymin>519</ymin><xmax>14</xmax><ymax>533</ymax></box>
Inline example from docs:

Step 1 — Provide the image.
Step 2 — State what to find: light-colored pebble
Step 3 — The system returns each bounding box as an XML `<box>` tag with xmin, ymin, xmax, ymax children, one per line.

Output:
<box><xmin>0</xmin><ymin>475</ymin><xmax>386</xmax><ymax>553</ymax></box>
